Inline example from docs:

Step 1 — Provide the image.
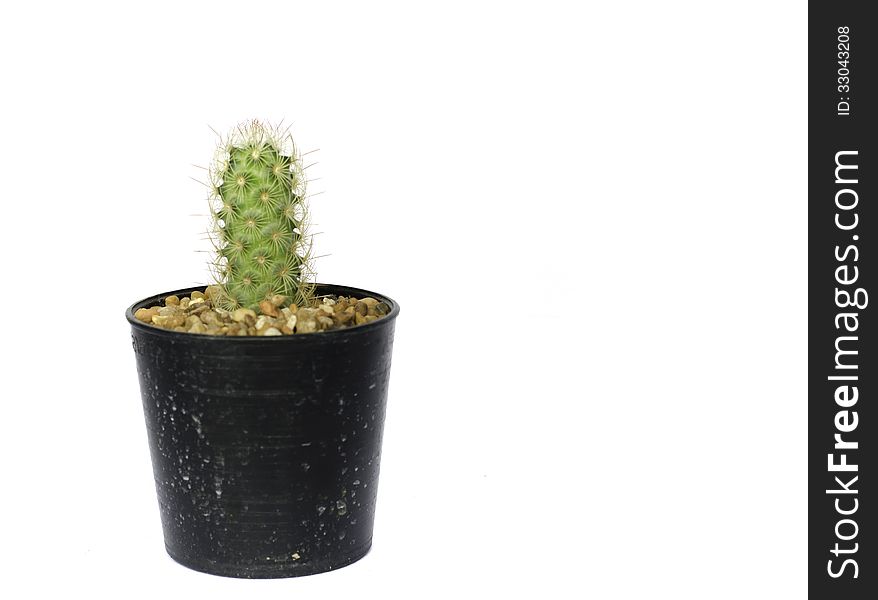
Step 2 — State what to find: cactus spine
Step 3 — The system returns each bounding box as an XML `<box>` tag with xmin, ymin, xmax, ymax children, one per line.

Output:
<box><xmin>209</xmin><ymin>120</ymin><xmax>314</xmax><ymax>310</ymax></box>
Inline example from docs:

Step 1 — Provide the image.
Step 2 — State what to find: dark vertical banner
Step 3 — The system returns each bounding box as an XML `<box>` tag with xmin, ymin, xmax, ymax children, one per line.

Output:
<box><xmin>809</xmin><ymin>2</ymin><xmax>876</xmax><ymax>598</ymax></box>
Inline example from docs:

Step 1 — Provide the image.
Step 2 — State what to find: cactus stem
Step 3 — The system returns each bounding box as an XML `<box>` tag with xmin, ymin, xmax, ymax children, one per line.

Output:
<box><xmin>207</xmin><ymin>119</ymin><xmax>316</xmax><ymax>310</ymax></box>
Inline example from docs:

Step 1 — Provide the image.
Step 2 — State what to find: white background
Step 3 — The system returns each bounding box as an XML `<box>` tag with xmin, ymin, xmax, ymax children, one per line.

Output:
<box><xmin>0</xmin><ymin>1</ymin><xmax>806</xmax><ymax>598</ymax></box>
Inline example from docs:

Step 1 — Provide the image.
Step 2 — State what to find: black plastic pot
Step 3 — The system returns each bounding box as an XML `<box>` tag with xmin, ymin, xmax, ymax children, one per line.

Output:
<box><xmin>125</xmin><ymin>284</ymin><xmax>399</xmax><ymax>578</ymax></box>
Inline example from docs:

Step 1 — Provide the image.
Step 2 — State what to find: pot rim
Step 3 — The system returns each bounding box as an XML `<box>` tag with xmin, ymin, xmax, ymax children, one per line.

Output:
<box><xmin>125</xmin><ymin>282</ymin><xmax>400</xmax><ymax>341</ymax></box>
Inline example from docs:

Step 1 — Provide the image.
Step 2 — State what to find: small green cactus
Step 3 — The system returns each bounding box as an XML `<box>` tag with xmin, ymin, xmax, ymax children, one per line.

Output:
<box><xmin>208</xmin><ymin>120</ymin><xmax>314</xmax><ymax>310</ymax></box>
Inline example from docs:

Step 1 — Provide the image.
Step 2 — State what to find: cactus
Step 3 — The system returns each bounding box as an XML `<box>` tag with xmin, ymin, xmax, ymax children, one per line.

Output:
<box><xmin>208</xmin><ymin>120</ymin><xmax>314</xmax><ymax>310</ymax></box>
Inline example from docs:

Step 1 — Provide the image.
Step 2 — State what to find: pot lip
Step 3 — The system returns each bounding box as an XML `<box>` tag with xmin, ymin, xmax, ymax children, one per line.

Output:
<box><xmin>125</xmin><ymin>282</ymin><xmax>399</xmax><ymax>341</ymax></box>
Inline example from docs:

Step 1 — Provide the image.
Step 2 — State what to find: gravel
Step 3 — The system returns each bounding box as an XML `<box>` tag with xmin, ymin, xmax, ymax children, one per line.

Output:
<box><xmin>134</xmin><ymin>285</ymin><xmax>390</xmax><ymax>336</ymax></box>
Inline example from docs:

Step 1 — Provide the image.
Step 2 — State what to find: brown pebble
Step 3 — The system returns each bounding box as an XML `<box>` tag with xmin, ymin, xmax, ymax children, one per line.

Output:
<box><xmin>190</xmin><ymin>290</ymin><xmax>205</xmax><ymax>300</ymax></box>
<box><xmin>298</xmin><ymin>307</ymin><xmax>319</xmax><ymax>319</ymax></box>
<box><xmin>355</xmin><ymin>301</ymin><xmax>368</xmax><ymax>316</ymax></box>
<box><xmin>259</xmin><ymin>300</ymin><xmax>279</xmax><ymax>317</ymax></box>
<box><xmin>134</xmin><ymin>307</ymin><xmax>158</xmax><ymax>323</ymax></box>
<box><xmin>361</xmin><ymin>297</ymin><xmax>378</xmax><ymax>307</ymax></box>
<box><xmin>262</xmin><ymin>327</ymin><xmax>282</xmax><ymax>336</ymax></box>
<box><xmin>297</xmin><ymin>319</ymin><xmax>318</xmax><ymax>334</ymax></box>
<box><xmin>188</xmin><ymin>304</ymin><xmax>209</xmax><ymax>316</ymax></box>
<box><xmin>334</xmin><ymin>311</ymin><xmax>354</xmax><ymax>326</ymax></box>
<box><xmin>317</xmin><ymin>316</ymin><xmax>334</xmax><ymax>329</ymax></box>
<box><xmin>189</xmin><ymin>321</ymin><xmax>208</xmax><ymax>334</ymax></box>
<box><xmin>375</xmin><ymin>302</ymin><xmax>390</xmax><ymax>316</ymax></box>
<box><xmin>165</xmin><ymin>295</ymin><xmax>180</xmax><ymax>306</ymax></box>
<box><xmin>355</xmin><ymin>312</ymin><xmax>367</xmax><ymax>325</ymax></box>
<box><xmin>363</xmin><ymin>315</ymin><xmax>378</xmax><ymax>323</ymax></box>
<box><xmin>153</xmin><ymin>314</ymin><xmax>186</xmax><ymax>328</ymax></box>
<box><xmin>201</xmin><ymin>311</ymin><xmax>220</xmax><ymax>325</ymax></box>
<box><xmin>270</xmin><ymin>294</ymin><xmax>286</xmax><ymax>307</ymax></box>
<box><xmin>232</xmin><ymin>308</ymin><xmax>257</xmax><ymax>323</ymax></box>
<box><xmin>185</xmin><ymin>315</ymin><xmax>202</xmax><ymax>328</ymax></box>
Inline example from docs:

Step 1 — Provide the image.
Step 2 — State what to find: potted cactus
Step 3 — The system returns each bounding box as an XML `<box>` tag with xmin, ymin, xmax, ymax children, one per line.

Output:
<box><xmin>125</xmin><ymin>120</ymin><xmax>399</xmax><ymax>578</ymax></box>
